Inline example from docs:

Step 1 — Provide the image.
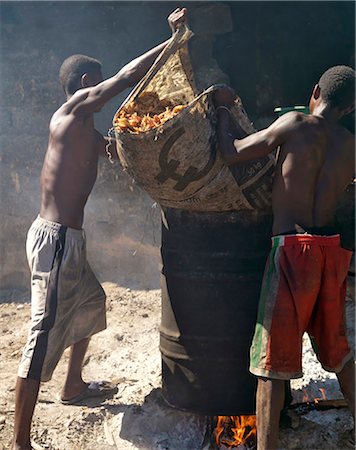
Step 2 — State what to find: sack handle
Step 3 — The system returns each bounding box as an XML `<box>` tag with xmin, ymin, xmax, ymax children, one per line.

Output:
<box><xmin>182</xmin><ymin>83</ymin><xmax>227</xmax><ymax>110</ymax></box>
<box><xmin>120</xmin><ymin>24</ymin><xmax>194</xmax><ymax>108</ymax></box>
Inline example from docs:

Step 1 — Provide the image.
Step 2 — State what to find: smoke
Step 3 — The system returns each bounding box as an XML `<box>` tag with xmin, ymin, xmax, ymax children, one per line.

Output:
<box><xmin>0</xmin><ymin>2</ymin><xmax>176</xmax><ymax>295</ymax></box>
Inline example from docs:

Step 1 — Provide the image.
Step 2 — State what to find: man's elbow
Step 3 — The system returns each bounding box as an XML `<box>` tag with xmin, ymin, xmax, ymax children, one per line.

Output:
<box><xmin>114</xmin><ymin>68</ymin><xmax>135</xmax><ymax>90</ymax></box>
<box><xmin>117</xmin><ymin>60</ymin><xmax>143</xmax><ymax>87</ymax></box>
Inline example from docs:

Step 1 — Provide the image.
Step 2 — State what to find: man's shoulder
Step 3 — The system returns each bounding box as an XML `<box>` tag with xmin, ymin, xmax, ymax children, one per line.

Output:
<box><xmin>276</xmin><ymin>111</ymin><xmax>309</xmax><ymax>131</ymax></box>
<box><xmin>280</xmin><ymin>111</ymin><xmax>307</xmax><ymax>122</ymax></box>
<box><xmin>49</xmin><ymin>98</ymin><xmax>88</xmax><ymax>134</ymax></box>
<box><xmin>282</xmin><ymin>111</ymin><xmax>305</xmax><ymax>119</ymax></box>
<box><xmin>49</xmin><ymin>108</ymin><xmax>74</xmax><ymax>134</ymax></box>
<box><xmin>51</xmin><ymin>89</ymin><xmax>92</xmax><ymax>118</ymax></box>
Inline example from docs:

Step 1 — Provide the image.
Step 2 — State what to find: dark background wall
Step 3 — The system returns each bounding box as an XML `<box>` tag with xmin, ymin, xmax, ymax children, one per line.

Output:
<box><xmin>216</xmin><ymin>2</ymin><xmax>355</xmax><ymax>119</ymax></box>
<box><xmin>0</xmin><ymin>1</ymin><xmax>354</xmax><ymax>298</ymax></box>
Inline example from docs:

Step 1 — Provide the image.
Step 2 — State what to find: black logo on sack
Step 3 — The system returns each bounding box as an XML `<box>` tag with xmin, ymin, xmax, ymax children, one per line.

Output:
<box><xmin>155</xmin><ymin>126</ymin><xmax>216</xmax><ymax>191</ymax></box>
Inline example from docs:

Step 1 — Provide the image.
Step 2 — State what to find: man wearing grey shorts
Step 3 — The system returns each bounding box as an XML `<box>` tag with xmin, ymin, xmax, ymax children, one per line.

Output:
<box><xmin>19</xmin><ymin>217</ymin><xmax>107</xmax><ymax>383</ymax></box>
<box><xmin>12</xmin><ymin>8</ymin><xmax>187</xmax><ymax>450</ymax></box>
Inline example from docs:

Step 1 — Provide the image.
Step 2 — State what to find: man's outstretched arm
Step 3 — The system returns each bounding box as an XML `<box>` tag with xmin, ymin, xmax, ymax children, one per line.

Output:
<box><xmin>70</xmin><ymin>8</ymin><xmax>187</xmax><ymax>116</ymax></box>
<box><xmin>214</xmin><ymin>88</ymin><xmax>302</xmax><ymax>165</ymax></box>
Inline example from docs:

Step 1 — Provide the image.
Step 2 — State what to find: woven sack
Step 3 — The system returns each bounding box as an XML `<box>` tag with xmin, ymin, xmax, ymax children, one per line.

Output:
<box><xmin>113</xmin><ymin>26</ymin><xmax>275</xmax><ymax>211</ymax></box>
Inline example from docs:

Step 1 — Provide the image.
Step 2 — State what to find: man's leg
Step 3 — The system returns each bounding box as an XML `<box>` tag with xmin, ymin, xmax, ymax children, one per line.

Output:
<box><xmin>256</xmin><ymin>377</ymin><xmax>285</xmax><ymax>450</ymax></box>
<box><xmin>336</xmin><ymin>358</ymin><xmax>355</xmax><ymax>418</ymax></box>
<box><xmin>61</xmin><ymin>337</ymin><xmax>90</xmax><ymax>401</ymax></box>
<box><xmin>12</xmin><ymin>377</ymin><xmax>40</xmax><ymax>450</ymax></box>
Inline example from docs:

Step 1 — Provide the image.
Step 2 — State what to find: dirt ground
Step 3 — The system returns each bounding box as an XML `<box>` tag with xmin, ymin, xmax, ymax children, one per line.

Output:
<box><xmin>0</xmin><ymin>279</ymin><xmax>354</xmax><ymax>450</ymax></box>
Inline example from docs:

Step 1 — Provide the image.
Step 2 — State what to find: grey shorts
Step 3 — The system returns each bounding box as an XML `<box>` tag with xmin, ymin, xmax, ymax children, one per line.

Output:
<box><xmin>18</xmin><ymin>216</ymin><xmax>107</xmax><ymax>382</ymax></box>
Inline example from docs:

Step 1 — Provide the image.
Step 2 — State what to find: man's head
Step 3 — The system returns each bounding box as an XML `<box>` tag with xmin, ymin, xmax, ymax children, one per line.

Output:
<box><xmin>310</xmin><ymin>65</ymin><xmax>355</xmax><ymax>117</ymax></box>
<box><xmin>59</xmin><ymin>54</ymin><xmax>103</xmax><ymax>97</ymax></box>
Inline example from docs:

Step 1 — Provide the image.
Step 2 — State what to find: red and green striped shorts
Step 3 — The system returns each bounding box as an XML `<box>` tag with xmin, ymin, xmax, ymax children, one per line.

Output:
<box><xmin>250</xmin><ymin>234</ymin><xmax>353</xmax><ymax>380</ymax></box>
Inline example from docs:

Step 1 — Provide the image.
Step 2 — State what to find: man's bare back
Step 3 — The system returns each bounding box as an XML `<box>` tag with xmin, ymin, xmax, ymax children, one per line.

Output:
<box><xmin>269</xmin><ymin>112</ymin><xmax>354</xmax><ymax>234</ymax></box>
<box><xmin>213</xmin><ymin>76</ymin><xmax>355</xmax><ymax>236</ymax></box>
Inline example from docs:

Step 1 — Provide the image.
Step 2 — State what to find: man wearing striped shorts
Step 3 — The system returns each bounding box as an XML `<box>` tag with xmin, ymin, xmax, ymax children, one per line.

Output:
<box><xmin>214</xmin><ymin>65</ymin><xmax>355</xmax><ymax>449</ymax></box>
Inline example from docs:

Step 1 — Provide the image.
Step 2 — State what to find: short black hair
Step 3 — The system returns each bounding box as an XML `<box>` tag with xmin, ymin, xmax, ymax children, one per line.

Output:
<box><xmin>318</xmin><ymin>65</ymin><xmax>355</xmax><ymax>109</ymax></box>
<box><xmin>59</xmin><ymin>54</ymin><xmax>102</xmax><ymax>96</ymax></box>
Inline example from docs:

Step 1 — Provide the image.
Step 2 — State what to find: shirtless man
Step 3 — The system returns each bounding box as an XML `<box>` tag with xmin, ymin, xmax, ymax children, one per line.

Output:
<box><xmin>213</xmin><ymin>65</ymin><xmax>355</xmax><ymax>450</ymax></box>
<box><xmin>12</xmin><ymin>8</ymin><xmax>187</xmax><ymax>450</ymax></box>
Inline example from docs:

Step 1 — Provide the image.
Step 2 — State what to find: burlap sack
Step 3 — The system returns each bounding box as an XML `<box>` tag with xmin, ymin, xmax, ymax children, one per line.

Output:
<box><xmin>113</xmin><ymin>26</ymin><xmax>275</xmax><ymax>211</ymax></box>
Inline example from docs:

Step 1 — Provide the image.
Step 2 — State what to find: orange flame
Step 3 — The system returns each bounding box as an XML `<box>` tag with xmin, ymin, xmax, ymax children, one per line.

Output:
<box><xmin>215</xmin><ymin>415</ymin><xmax>257</xmax><ymax>449</ymax></box>
<box><xmin>302</xmin><ymin>387</ymin><xmax>327</xmax><ymax>404</ymax></box>
<box><xmin>314</xmin><ymin>388</ymin><xmax>327</xmax><ymax>404</ymax></box>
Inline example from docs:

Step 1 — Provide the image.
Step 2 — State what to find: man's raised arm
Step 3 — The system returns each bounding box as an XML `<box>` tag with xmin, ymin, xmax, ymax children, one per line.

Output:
<box><xmin>71</xmin><ymin>8</ymin><xmax>187</xmax><ymax>116</ymax></box>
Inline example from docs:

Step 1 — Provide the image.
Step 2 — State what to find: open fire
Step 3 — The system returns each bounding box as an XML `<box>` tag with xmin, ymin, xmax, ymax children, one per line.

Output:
<box><xmin>302</xmin><ymin>387</ymin><xmax>326</xmax><ymax>403</ymax></box>
<box><xmin>212</xmin><ymin>390</ymin><xmax>332</xmax><ymax>449</ymax></box>
<box><xmin>214</xmin><ymin>415</ymin><xmax>257</xmax><ymax>449</ymax></box>
<box><xmin>199</xmin><ymin>387</ymin><xmax>347</xmax><ymax>450</ymax></box>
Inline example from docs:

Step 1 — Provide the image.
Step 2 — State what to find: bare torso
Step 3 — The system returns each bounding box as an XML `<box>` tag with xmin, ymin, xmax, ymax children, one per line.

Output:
<box><xmin>271</xmin><ymin>114</ymin><xmax>355</xmax><ymax>235</ymax></box>
<box><xmin>40</xmin><ymin>100</ymin><xmax>107</xmax><ymax>229</ymax></box>
<box><xmin>36</xmin><ymin>10</ymin><xmax>189</xmax><ymax>231</ymax></box>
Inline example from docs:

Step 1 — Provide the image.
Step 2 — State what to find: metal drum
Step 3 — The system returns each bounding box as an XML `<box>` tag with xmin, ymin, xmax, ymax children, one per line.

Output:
<box><xmin>159</xmin><ymin>207</ymin><xmax>272</xmax><ymax>415</ymax></box>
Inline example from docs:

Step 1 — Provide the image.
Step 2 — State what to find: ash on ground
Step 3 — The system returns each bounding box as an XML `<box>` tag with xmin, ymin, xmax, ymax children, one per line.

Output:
<box><xmin>0</xmin><ymin>279</ymin><xmax>354</xmax><ymax>450</ymax></box>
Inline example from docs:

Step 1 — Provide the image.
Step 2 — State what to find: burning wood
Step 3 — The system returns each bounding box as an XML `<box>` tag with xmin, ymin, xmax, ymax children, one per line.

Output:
<box><xmin>287</xmin><ymin>387</ymin><xmax>348</xmax><ymax>414</ymax></box>
<box><xmin>204</xmin><ymin>390</ymin><xmax>348</xmax><ymax>449</ymax></box>
<box><xmin>289</xmin><ymin>398</ymin><xmax>348</xmax><ymax>415</ymax></box>
<box><xmin>213</xmin><ymin>416</ymin><xmax>257</xmax><ymax>450</ymax></box>
<box><xmin>302</xmin><ymin>387</ymin><xmax>326</xmax><ymax>403</ymax></box>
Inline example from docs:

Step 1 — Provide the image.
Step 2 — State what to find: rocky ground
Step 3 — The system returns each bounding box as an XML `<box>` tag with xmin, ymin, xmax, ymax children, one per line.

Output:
<box><xmin>0</xmin><ymin>279</ymin><xmax>354</xmax><ymax>450</ymax></box>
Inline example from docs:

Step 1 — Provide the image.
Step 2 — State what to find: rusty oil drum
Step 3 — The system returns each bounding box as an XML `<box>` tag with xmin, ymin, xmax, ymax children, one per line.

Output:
<box><xmin>159</xmin><ymin>207</ymin><xmax>272</xmax><ymax>415</ymax></box>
